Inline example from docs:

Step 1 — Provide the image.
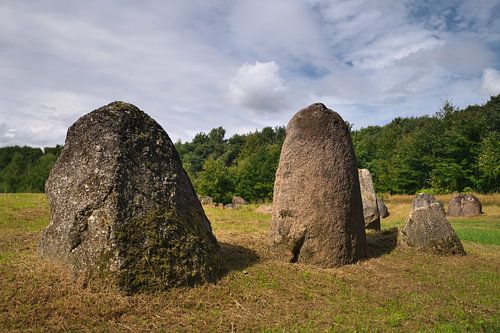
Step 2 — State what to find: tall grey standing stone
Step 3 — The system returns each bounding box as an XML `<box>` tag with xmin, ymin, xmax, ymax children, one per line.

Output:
<box><xmin>358</xmin><ymin>169</ymin><xmax>380</xmax><ymax>230</ymax></box>
<box><xmin>399</xmin><ymin>202</ymin><xmax>466</xmax><ymax>255</ymax></box>
<box><xmin>376</xmin><ymin>197</ymin><xmax>390</xmax><ymax>218</ymax></box>
<box><xmin>39</xmin><ymin>101</ymin><xmax>220</xmax><ymax>292</ymax></box>
<box><xmin>412</xmin><ymin>193</ymin><xmax>438</xmax><ymax>210</ymax></box>
<box><xmin>447</xmin><ymin>194</ymin><xmax>482</xmax><ymax>217</ymax></box>
<box><xmin>269</xmin><ymin>103</ymin><xmax>367</xmax><ymax>267</ymax></box>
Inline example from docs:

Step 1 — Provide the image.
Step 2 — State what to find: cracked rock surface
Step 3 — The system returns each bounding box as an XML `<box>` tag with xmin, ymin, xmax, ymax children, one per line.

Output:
<box><xmin>269</xmin><ymin>103</ymin><xmax>367</xmax><ymax>268</ymax></box>
<box><xmin>358</xmin><ymin>169</ymin><xmax>380</xmax><ymax>230</ymax></box>
<box><xmin>399</xmin><ymin>202</ymin><xmax>466</xmax><ymax>255</ymax></box>
<box><xmin>39</xmin><ymin>101</ymin><xmax>220</xmax><ymax>292</ymax></box>
<box><xmin>412</xmin><ymin>193</ymin><xmax>438</xmax><ymax>210</ymax></box>
<box><xmin>447</xmin><ymin>194</ymin><xmax>482</xmax><ymax>217</ymax></box>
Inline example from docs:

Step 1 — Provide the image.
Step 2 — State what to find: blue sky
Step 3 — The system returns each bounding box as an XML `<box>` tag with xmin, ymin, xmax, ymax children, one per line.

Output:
<box><xmin>1</xmin><ymin>0</ymin><xmax>499</xmax><ymax>147</ymax></box>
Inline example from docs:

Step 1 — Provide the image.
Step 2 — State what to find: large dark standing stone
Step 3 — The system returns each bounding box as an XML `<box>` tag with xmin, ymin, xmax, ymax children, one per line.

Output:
<box><xmin>399</xmin><ymin>202</ymin><xmax>466</xmax><ymax>255</ymax></box>
<box><xmin>358</xmin><ymin>169</ymin><xmax>380</xmax><ymax>230</ymax></box>
<box><xmin>412</xmin><ymin>193</ymin><xmax>438</xmax><ymax>210</ymax></box>
<box><xmin>447</xmin><ymin>194</ymin><xmax>482</xmax><ymax>217</ymax></box>
<box><xmin>39</xmin><ymin>101</ymin><xmax>220</xmax><ymax>292</ymax></box>
<box><xmin>269</xmin><ymin>103</ymin><xmax>367</xmax><ymax>267</ymax></box>
<box><xmin>376</xmin><ymin>197</ymin><xmax>390</xmax><ymax>218</ymax></box>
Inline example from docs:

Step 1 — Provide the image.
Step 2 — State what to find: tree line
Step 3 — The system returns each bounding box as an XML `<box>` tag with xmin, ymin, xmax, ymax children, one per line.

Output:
<box><xmin>0</xmin><ymin>145</ymin><xmax>63</xmax><ymax>193</ymax></box>
<box><xmin>0</xmin><ymin>95</ymin><xmax>498</xmax><ymax>198</ymax></box>
<box><xmin>353</xmin><ymin>95</ymin><xmax>499</xmax><ymax>194</ymax></box>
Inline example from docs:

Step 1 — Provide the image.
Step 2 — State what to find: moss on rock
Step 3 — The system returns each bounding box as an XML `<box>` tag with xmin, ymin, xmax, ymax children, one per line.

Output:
<box><xmin>39</xmin><ymin>101</ymin><xmax>220</xmax><ymax>292</ymax></box>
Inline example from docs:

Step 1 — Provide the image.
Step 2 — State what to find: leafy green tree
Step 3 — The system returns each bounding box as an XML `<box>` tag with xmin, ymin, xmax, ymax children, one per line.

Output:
<box><xmin>351</xmin><ymin>95</ymin><xmax>500</xmax><ymax>194</ymax></box>
<box><xmin>478</xmin><ymin>132</ymin><xmax>500</xmax><ymax>192</ymax></box>
<box><xmin>1</xmin><ymin>95</ymin><xmax>498</xmax><ymax>196</ymax></box>
<box><xmin>232</xmin><ymin>144</ymin><xmax>281</xmax><ymax>202</ymax></box>
<box><xmin>195</xmin><ymin>157</ymin><xmax>234</xmax><ymax>204</ymax></box>
<box><xmin>22</xmin><ymin>153</ymin><xmax>58</xmax><ymax>192</ymax></box>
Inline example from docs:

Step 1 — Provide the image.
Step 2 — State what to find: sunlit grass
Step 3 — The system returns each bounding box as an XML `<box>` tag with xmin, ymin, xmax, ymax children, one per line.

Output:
<box><xmin>0</xmin><ymin>193</ymin><xmax>499</xmax><ymax>332</ymax></box>
<box><xmin>382</xmin><ymin>194</ymin><xmax>500</xmax><ymax>246</ymax></box>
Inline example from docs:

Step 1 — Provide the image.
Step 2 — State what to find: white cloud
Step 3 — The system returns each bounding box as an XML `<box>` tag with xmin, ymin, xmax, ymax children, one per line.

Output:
<box><xmin>227</xmin><ymin>0</ymin><xmax>326</xmax><ymax>61</ymax></box>
<box><xmin>480</xmin><ymin>68</ymin><xmax>500</xmax><ymax>96</ymax></box>
<box><xmin>229</xmin><ymin>61</ymin><xmax>287</xmax><ymax>113</ymax></box>
<box><xmin>0</xmin><ymin>1</ymin><xmax>498</xmax><ymax>146</ymax></box>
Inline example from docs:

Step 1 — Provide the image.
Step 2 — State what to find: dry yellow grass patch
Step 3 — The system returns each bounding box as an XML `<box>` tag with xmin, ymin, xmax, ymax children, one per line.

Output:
<box><xmin>1</xmin><ymin>194</ymin><xmax>499</xmax><ymax>332</ymax></box>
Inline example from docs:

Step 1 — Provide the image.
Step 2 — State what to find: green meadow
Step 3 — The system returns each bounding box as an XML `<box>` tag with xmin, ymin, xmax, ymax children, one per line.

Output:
<box><xmin>1</xmin><ymin>193</ymin><xmax>499</xmax><ymax>332</ymax></box>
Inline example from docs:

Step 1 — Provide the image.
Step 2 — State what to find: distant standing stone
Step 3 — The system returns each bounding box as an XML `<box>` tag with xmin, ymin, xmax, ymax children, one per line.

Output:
<box><xmin>39</xmin><ymin>101</ymin><xmax>220</xmax><ymax>292</ymax></box>
<box><xmin>447</xmin><ymin>194</ymin><xmax>482</xmax><ymax>217</ymax></box>
<box><xmin>399</xmin><ymin>202</ymin><xmax>466</xmax><ymax>255</ymax></box>
<box><xmin>200</xmin><ymin>196</ymin><xmax>214</xmax><ymax>206</ymax></box>
<box><xmin>358</xmin><ymin>169</ymin><xmax>380</xmax><ymax>229</ymax></box>
<box><xmin>412</xmin><ymin>193</ymin><xmax>438</xmax><ymax>210</ymax></box>
<box><xmin>270</xmin><ymin>103</ymin><xmax>367</xmax><ymax>267</ymax></box>
<box><xmin>255</xmin><ymin>205</ymin><xmax>272</xmax><ymax>214</ymax></box>
<box><xmin>232</xmin><ymin>196</ymin><xmax>248</xmax><ymax>205</ymax></box>
<box><xmin>376</xmin><ymin>197</ymin><xmax>390</xmax><ymax>218</ymax></box>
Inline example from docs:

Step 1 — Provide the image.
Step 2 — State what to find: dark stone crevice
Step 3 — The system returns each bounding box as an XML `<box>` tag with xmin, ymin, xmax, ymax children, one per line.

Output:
<box><xmin>290</xmin><ymin>234</ymin><xmax>306</xmax><ymax>263</ymax></box>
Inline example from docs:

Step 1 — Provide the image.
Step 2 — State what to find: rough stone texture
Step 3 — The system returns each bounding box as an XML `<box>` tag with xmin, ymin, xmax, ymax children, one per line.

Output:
<box><xmin>412</xmin><ymin>193</ymin><xmax>438</xmax><ymax>210</ymax></box>
<box><xmin>200</xmin><ymin>196</ymin><xmax>214</xmax><ymax>206</ymax></box>
<box><xmin>39</xmin><ymin>101</ymin><xmax>220</xmax><ymax>292</ymax></box>
<box><xmin>255</xmin><ymin>205</ymin><xmax>272</xmax><ymax>214</ymax></box>
<box><xmin>447</xmin><ymin>194</ymin><xmax>482</xmax><ymax>217</ymax></box>
<box><xmin>399</xmin><ymin>202</ymin><xmax>466</xmax><ymax>255</ymax></box>
<box><xmin>232</xmin><ymin>196</ymin><xmax>248</xmax><ymax>205</ymax></box>
<box><xmin>269</xmin><ymin>103</ymin><xmax>367</xmax><ymax>268</ymax></box>
<box><xmin>358</xmin><ymin>169</ymin><xmax>380</xmax><ymax>230</ymax></box>
<box><xmin>376</xmin><ymin>197</ymin><xmax>390</xmax><ymax>218</ymax></box>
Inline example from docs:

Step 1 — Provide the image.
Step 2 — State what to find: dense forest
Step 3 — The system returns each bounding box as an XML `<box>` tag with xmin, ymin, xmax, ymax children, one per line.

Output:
<box><xmin>0</xmin><ymin>96</ymin><xmax>498</xmax><ymax>200</ymax></box>
<box><xmin>0</xmin><ymin>145</ymin><xmax>63</xmax><ymax>193</ymax></box>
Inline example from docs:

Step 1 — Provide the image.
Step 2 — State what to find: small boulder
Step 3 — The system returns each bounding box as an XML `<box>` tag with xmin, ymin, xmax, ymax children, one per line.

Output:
<box><xmin>412</xmin><ymin>193</ymin><xmax>438</xmax><ymax>210</ymax></box>
<box><xmin>270</xmin><ymin>103</ymin><xmax>366</xmax><ymax>267</ymax></box>
<box><xmin>255</xmin><ymin>205</ymin><xmax>272</xmax><ymax>214</ymax></box>
<box><xmin>224</xmin><ymin>203</ymin><xmax>234</xmax><ymax>209</ymax></box>
<box><xmin>358</xmin><ymin>169</ymin><xmax>380</xmax><ymax>230</ymax></box>
<box><xmin>200</xmin><ymin>196</ymin><xmax>214</xmax><ymax>206</ymax></box>
<box><xmin>376</xmin><ymin>197</ymin><xmax>390</xmax><ymax>218</ymax></box>
<box><xmin>232</xmin><ymin>196</ymin><xmax>248</xmax><ymax>205</ymax></box>
<box><xmin>447</xmin><ymin>194</ymin><xmax>482</xmax><ymax>217</ymax></box>
<box><xmin>39</xmin><ymin>101</ymin><xmax>220</xmax><ymax>292</ymax></box>
<box><xmin>399</xmin><ymin>202</ymin><xmax>466</xmax><ymax>255</ymax></box>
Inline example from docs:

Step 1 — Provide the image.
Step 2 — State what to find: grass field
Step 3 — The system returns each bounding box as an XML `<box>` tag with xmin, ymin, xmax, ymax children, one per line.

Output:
<box><xmin>0</xmin><ymin>193</ymin><xmax>499</xmax><ymax>332</ymax></box>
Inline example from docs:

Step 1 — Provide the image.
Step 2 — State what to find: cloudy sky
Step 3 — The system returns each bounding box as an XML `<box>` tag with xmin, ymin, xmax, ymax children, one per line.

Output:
<box><xmin>1</xmin><ymin>0</ymin><xmax>499</xmax><ymax>147</ymax></box>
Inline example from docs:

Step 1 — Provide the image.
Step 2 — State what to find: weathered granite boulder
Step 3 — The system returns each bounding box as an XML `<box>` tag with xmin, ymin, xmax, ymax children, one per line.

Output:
<box><xmin>255</xmin><ymin>205</ymin><xmax>272</xmax><ymax>214</ymax></box>
<box><xmin>412</xmin><ymin>193</ymin><xmax>438</xmax><ymax>210</ymax></box>
<box><xmin>399</xmin><ymin>202</ymin><xmax>466</xmax><ymax>255</ymax></box>
<box><xmin>39</xmin><ymin>101</ymin><xmax>220</xmax><ymax>292</ymax></box>
<box><xmin>200</xmin><ymin>196</ymin><xmax>214</xmax><ymax>206</ymax></box>
<box><xmin>447</xmin><ymin>194</ymin><xmax>482</xmax><ymax>217</ymax></box>
<box><xmin>376</xmin><ymin>197</ymin><xmax>390</xmax><ymax>218</ymax></box>
<box><xmin>232</xmin><ymin>196</ymin><xmax>248</xmax><ymax>205</ymax></box>
<box><xmin>269</xmin><ymin>103</ymin><xmax>367</xmax><ymax>267</ymax></box>
<box><xmin>358</xmin><ymin>169</ymin><xmax>380</xmax><ymax>230</ymax></box>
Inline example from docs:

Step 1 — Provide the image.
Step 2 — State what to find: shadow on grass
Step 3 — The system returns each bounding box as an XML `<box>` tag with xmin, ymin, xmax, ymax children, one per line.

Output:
<box><xmin>217</xmin><ymin>242</ymin><xmax>260</xmax><ymax>274</ymax></box>
<box><xmin>366</xmin><ymin>227</ymin><xmax>398</xmax><ymax>259</ymax></box>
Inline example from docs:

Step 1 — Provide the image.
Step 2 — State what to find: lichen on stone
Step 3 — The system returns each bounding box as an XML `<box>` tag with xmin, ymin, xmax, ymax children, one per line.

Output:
<box><xmin>39</xmin><ymin>101</ymin><xmax>221</xmax><ymax>292</ymax></box>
